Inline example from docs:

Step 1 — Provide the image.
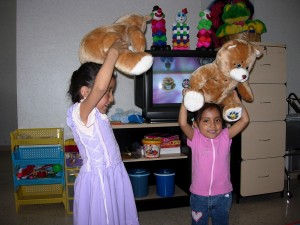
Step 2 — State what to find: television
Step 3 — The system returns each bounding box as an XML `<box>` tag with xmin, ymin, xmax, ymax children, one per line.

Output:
<box><xmin>134</xmin><ymin>50</ymin><xmax>216</xmax><ymax>123</ymax></box>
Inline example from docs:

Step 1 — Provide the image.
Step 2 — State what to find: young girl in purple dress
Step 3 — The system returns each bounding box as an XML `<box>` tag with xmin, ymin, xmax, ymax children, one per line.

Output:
<box><xmin>67</xmin><ymin>39</ymin><xmax>140</xmax><ymax>225</ymax></box>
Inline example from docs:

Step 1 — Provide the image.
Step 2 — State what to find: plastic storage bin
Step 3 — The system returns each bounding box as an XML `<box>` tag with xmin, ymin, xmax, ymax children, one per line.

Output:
<box><xmin>14</xmin><ymin>183</ymin><xmax>65</xmax><ymax>212</ymax></box>
<box><xmin>12</xmin><ymin>145</ymin><xmax>64</xmax><ymax>191</ymax></box>
<box><xmin>10</xmin><ymin>128</ymin><xmax>64</xmax><ymax>150</ymax></box>
<box><xmin>128</xmin><ymin>169</ymin><xmax>150</xmax><ymax>198</ymax></box>
<box><xmin>154</xmin><ymin>169</ymin><xmax>175</xmax><ymax>197</ymax></box>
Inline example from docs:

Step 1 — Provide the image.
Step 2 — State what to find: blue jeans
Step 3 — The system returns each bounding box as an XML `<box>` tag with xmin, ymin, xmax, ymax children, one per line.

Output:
<box><xmin>190</xmin><ymin>192</ymin><xmax>232</xmax><ymax>225</ymax></box>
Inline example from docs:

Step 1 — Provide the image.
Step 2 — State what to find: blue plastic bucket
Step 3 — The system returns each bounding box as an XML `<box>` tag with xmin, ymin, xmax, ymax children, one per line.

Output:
<box><xmin>154</xmin><ymin>169</ymin><xmax>176</xmax><ymax>197</ymax></box>
<box><xmin>128</xmin><ymin>169</ymin><xmax>150</xmax><ymax>198</ymax></box>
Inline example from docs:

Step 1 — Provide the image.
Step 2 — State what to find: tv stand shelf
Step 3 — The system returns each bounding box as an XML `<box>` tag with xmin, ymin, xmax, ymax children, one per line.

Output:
<box><xmin>112</xmin><ymin>122</ymin><xmax>191</xmax><ymax>211</ymax></box>
<box><xmin>111</xmin><ymin>122</ymin><xmax>179</xmax><ymax>129</ymax></box>
<box><xmin>122</xmin><ymin>153</ymin><xmax>187</xmax><ymax>163</ymax></box>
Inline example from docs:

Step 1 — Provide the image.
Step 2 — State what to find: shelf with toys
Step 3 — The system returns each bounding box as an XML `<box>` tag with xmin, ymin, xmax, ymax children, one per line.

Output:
<box><xmin>113</xmin><ymin>122</ymin><xmax>191</xmax><ymax>211</ymax></box>
<box><xmin>64</xmin><ymin>122</ymin><xmax>191</xmax><ymax>213</ymax></box>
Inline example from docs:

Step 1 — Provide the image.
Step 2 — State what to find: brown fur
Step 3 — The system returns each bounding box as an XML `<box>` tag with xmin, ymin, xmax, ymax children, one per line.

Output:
<box><xmin>79</xmin><ymin>14</ymin><xmax>153</xmax><ymax>76</ymax></box>
<box><xmin>185</xmin><ymin>39</ymin><xmax>262</xmax><ymax>121</ymax></box>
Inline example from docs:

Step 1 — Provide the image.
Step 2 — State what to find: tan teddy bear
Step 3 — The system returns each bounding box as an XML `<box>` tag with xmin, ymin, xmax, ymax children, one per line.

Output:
<box><xmin>79</xmin><ymin>14</ymin><xmax>153</xmax><ymax>76</ymax></box>
<box><xmin>184</xmin><ymin>39</ymin><xmax>262</xmax><ymax>122</ymax></box>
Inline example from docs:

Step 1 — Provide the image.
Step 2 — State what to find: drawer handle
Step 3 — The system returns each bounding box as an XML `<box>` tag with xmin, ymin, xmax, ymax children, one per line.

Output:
<box><xmin>259</xmin><ymin>139</ymin><xmax>271</xmax><ymax>142</ymax></box>
<box><xmin>258</xmin><ymin>175</ymin><xmax>270</xmax><ymax>178</ymax></box>
<box><xmin>260</xmin><ymin>101</ymin><xmax>271</xmax><ymax>104</ymax></box>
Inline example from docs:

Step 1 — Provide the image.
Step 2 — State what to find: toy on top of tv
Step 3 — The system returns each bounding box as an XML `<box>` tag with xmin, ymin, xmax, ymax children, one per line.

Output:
<box><xmin>206</xmin><ymin>0</ymin><xmax>265</xmax><ymax>47</ymax></box>
<box><xmin>172</xmin><ymin>8</ymin><xmax>190</xmax><ymax>50</ymax></box>
<box><xmin>196</xmin><ymin>9</ymin><xmax>214</xmax><ymax>50</ymax></box>
<box><xmin>216</xmin><ymin>2</ymin><xmax>266</xmax><ymax>41</ymax></box>
<box><xmin>150</xmin><ymin>5</ymin><xmax>171</xmax><ymax>50</ymax></box>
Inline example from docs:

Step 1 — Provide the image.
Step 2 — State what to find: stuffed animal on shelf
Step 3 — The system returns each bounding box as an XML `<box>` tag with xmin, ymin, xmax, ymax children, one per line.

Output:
<box><xmin>110</xmin><ymin>108</ymin><xmax>144</xmax><ymax>124</ymax></box>
<box><xmin>79</xmin><ymin>14</ymin><xmax>153</xmax><ymax>76</ymax></box>
<box><xmin>184</xmin><ymin>39</ymin><xmax>262</xmax><ymax>122</ymax></box>
<box><xmin>172</xmin><ymin>8</ymin><xmax>190</xmax><ymax>50</ymax></box>
<box><xmin>216</xmin><ymin>2</ymin><xmax>266</xmax><ymax>38</ymax></box>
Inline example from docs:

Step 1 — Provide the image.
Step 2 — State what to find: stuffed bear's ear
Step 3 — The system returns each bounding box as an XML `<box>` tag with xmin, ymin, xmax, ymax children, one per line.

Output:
<box><xmin>255</xmin><ymin>46</ymin><xmax>263</xmax><ymax>58</ymax></box>
<box><xmin>222</xmin><ymin>39</ymin><xmax>238</xmax><ymax>50</ymax></box>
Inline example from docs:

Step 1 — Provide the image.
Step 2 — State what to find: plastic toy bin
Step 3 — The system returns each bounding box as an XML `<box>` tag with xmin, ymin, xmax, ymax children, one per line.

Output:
<box><xmin>13</xmin><ymin>145</ymin><xmax>63</xmax><ymax>160</ymax></box>
<box><xmin>12</xmin><ymin>145</ymin><xmax>65</xmax><ymax>191</ymax></box>
<box><xmin>15</xmin><ymin>184</ymin><xmax>65</xmax><ymax>212</ymax></box>
<box><xmin>154</xmin><ymin>169</ymin><xmax>176</xmax><ymax>197</ymax></box>
<box><xmin>128</xmin><ymin>169</ymin><xmax>150</xmax><ymax>198</ymax></box>
<box><xmin>10</xmin><ymin>128</ymin><xmax>64</xmax><ymax>150</ymax></box>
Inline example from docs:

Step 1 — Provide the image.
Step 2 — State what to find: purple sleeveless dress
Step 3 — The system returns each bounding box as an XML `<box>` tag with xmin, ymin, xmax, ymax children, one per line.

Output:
<box><xmin>67</xmin><ymin>103</ymin><xmax>139</xmax><ymax>225</ymax></box>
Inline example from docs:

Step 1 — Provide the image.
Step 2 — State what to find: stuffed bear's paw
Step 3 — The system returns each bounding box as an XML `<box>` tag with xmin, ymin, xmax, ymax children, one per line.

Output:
<box><xmin>130</xmin><ymin>55</ymin><xmax>153</xmax><ymax>75</ymax></box>
<box><xmin>184</xmin><ymin>91</ymin><xmax>204</xmax><ymax>112</ymax></box>
<box><xmin>223</xmin><ymin>107</ymin><xmax>242</xmax><ymax>122</ymax></box>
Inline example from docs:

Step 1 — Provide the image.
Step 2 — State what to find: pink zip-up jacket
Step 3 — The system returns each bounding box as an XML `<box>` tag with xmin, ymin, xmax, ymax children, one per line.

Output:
<box><xmin>187</xmin><ymin>128</ymin><xmax>233</xmax><ymax>196</ymax></box>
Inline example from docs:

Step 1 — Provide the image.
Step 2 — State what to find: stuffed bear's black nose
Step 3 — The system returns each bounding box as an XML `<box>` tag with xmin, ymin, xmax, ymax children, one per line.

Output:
<box><xmin>242</xmin><ymin>75</ymin><xmax>247</xmax><ymax>80</ymax></box>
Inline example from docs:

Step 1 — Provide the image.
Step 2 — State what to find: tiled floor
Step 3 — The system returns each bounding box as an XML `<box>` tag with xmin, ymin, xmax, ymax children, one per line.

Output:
<box><xmin>1</xmin><ymin>150</ymin><xmax>299</xmax><ymax>225</ymax></box>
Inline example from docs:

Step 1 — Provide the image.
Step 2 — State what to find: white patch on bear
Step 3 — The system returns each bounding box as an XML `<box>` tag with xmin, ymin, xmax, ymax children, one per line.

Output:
<box><xmin>130</xmin><ymin>55</ymin><xmax>153</xmax><ymax>75</ymax></box>
<box><xmin>223</xmin><ymin>107</ymin><xmax>242</xmax><ymax>122</ymax></box>
<box><xmin>184</xmin><ymin>91</ymin><xmax>204</xmax><ymax>112</ymax></box>
<box><xmin>229</xmin><ymin>67</ymin><xmax>249</xmax><ymax>82</ymax></box>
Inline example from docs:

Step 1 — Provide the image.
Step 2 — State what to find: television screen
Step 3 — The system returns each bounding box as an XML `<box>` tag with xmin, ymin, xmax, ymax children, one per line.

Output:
<box><xmin>134</xmin><ymin>50</ymin><xmax>216</xmax><ymax>123</ymax></box>
<box><xmin>152</xmin><ymin>57</ymin><xmax>203</xmax><ymax>104</ymax></box>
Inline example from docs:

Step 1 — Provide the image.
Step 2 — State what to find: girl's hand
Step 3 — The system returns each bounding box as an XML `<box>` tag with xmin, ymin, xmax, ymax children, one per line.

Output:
<box><xmin>182</xmin><ymin>88</ymin><xmax>190</xmax><ymax>97</ymax></box>
<box><xmin>109</xmin><ymin>39</ymin><xmax>128</xmax><ymax>55</ymax></box>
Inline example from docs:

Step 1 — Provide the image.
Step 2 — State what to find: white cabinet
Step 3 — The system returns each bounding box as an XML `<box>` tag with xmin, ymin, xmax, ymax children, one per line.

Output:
<box><xmin>235</xmin><ymin>42</ymin><xmax>287</xmax><ymax>201</ymax></box>
<box><xmin>241</xmin><ymin>121</ymin><xmax>286</xmax><ymax>159</ymax></box>
<box><xmin>240</xmin><ymin>157</ymin><xmax>285</xmax><ymax>196</ymax></box>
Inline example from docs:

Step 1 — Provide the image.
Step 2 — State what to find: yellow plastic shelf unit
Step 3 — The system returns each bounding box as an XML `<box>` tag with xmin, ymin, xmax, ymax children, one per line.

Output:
<box><xmin>10</xmin><ymin>128</ymin><xmax>65</xmax><ymax>212</ymax></box>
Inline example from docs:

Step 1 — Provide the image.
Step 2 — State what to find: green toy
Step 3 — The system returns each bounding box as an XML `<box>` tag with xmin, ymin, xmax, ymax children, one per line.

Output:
<box><xmin>216</xmin><ymin>2</ymin><xmax>266</xmax><ymax>38</ymax></box>
<box><xmin>52</xmin><ymin>164</ymin><xmax>62</xmax><ymax>173</ymax></box>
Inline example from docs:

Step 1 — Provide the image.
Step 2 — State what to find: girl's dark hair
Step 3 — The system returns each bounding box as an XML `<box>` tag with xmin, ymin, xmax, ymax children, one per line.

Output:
<box><xmin>193</xmin><ymin>103</ymin><xmax>225</xmax><ymax>127</ymax></box>
<box><xmin>67</xmin><ymin>62</ymin><xmax>101</xmax><ymax>103</ymax></box>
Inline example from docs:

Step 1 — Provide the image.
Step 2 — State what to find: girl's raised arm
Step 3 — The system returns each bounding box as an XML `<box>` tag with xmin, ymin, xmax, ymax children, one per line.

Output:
<box><xmin>228</xmin><ymin>91</ymin><xmax>250</xmax><ymax>139</ymax></box>
<box><xmin>80</xmin><ymin>40</ymin><xmax>128</xmax><ymax>124</ymax></box>
<box><xmin>178</xmin><ymin>89</ymin><xmax>194</xmax><ymax>141</ymax></box>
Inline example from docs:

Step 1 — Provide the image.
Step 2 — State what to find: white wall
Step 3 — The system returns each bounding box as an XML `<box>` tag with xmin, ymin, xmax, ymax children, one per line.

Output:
<box><xmin>17</xmin><ymin>0</ymin><xmax>300</xmax><ymax>140</ymax></box>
